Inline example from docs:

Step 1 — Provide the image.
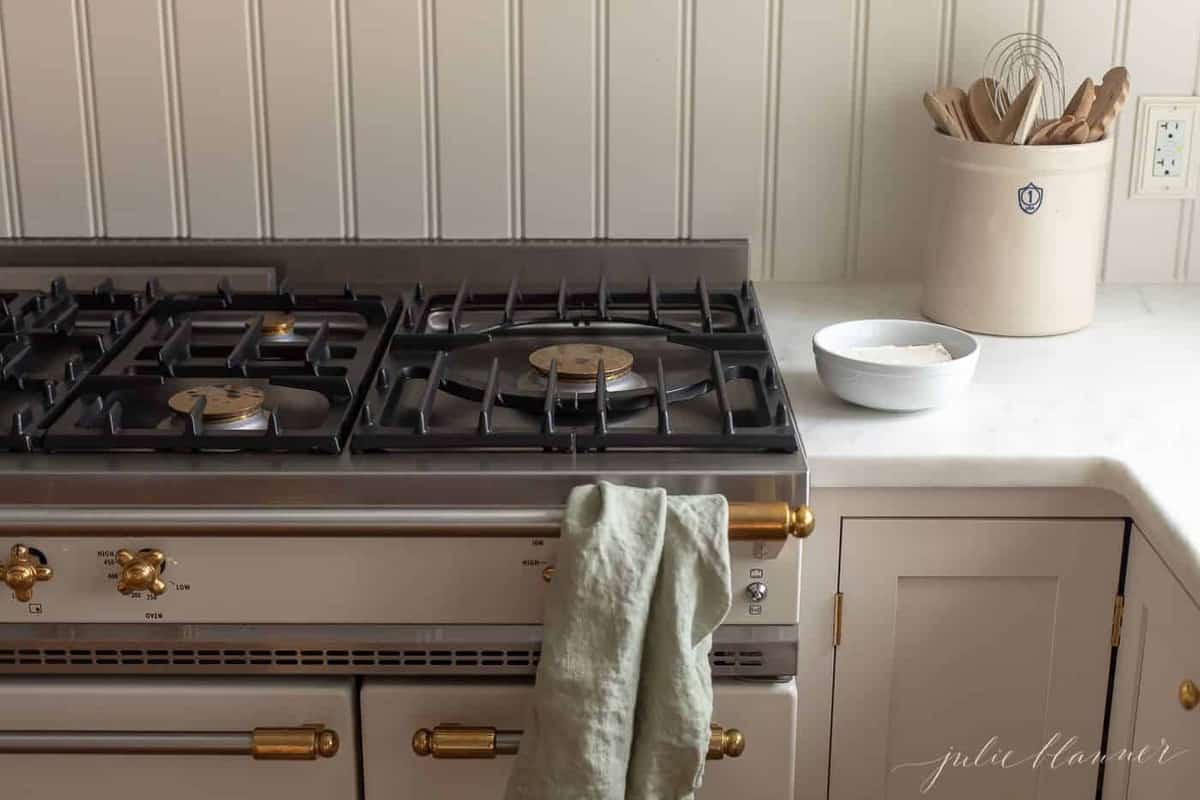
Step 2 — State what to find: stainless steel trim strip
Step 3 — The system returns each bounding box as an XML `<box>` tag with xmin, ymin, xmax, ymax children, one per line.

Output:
<box><xmin>0</xmin><ymin>731</ymin><xmax>250</xmax><ymax>755</ymax></box>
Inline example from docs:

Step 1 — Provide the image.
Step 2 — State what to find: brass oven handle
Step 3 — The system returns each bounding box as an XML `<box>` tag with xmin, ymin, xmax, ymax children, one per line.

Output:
<box><xmin>412</xmin><ymin>723</ymin><xmax>745</xmax><ymax>760</ymax></box>
<box><xmin>0</xmin><ymin>502</ymin><xmax>815</xmax><ymax>541</ymax></box>
<box><xmin>0</xmin><ymin>724</ymin><xmax>338</xmax><ymax>760</ymax></box>
<box><xmin>1182</xmin><ymin>679</ymin><xmax>1199</xmax><ymax>711</ymax></box>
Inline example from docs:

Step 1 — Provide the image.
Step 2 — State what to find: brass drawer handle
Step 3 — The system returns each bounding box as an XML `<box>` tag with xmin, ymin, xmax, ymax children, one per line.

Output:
<box><xmin>412</xmin><ymin>723</ymin><xmax>744</xmax><ymax>760</ymax></box>
<box><xmin>0</xmin><ymin>724</ymin><xmax>338</xmax><ymax>760</ymax></box>
<box><xmin>1182</xmin><ymin>679</ymin><xmax>1199</xmax><ymax>711</ymax></box>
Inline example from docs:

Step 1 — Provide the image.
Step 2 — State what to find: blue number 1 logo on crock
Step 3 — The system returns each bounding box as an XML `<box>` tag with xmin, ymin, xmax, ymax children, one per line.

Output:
<box><xmin>1017</xmin><ymin>182</ymin><xmax>1044</xmax><ymax>214</ymax></box>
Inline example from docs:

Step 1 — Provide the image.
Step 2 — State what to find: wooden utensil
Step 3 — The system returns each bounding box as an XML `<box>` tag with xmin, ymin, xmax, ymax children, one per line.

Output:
<box><xmin>967</xmin><ymin>78</ymin><xmax>1006</xmax><ymax>143</ymax></box>
<box><xmin>1064</xmin><ymin>78</ymin><xmax>1095</xmax><ymax>119</ymax></box>
<box><xmin>934</xmin><ymin>87</ymin><xmax>976</xmax><ymax>141</ymax></box>
<box><xmin>1086</xmin><ymin>66</ymin><xmax>1130</xmax><ymax>142</ymax></box>
<box><xmin>923</xmin><ymin>92</ymin><xmax>965</xmax><ymax>139</ymax></box>
<box><xmin>1000</xmin><ymin>76</ymin><xmax>1043</xmax><ymax>144</ymax></box>
<box><xmin>1026</xmin><ymin>118</ymin><xmax>1059</xmax><ymax>146</ymax></box>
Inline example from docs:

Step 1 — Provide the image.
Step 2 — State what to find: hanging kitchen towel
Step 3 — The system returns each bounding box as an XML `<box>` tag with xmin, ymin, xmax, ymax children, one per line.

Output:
<box><xmin>503</xmin><ymin>481</ymin><xmax>731</xmax><ymax>800</ymax></box>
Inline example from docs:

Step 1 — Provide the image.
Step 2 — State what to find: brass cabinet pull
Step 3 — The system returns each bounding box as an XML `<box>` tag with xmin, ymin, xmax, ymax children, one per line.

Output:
<box><xmin>0</xmin><ymin>724</ymin><xmax>338</xmax><ymax>760</ymax></box>
<box><xmin>412</xmin><ymin>723</ymin><xmax>744</xmax><ymax>760</ymax></box>
<box><xmin>1182</xmin><ymin>679</ymin><xmax>1199</xmax><ymax>711</ymax></box>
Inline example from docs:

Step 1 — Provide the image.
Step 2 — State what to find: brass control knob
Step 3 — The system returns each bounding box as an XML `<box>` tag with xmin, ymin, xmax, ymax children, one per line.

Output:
<box><xmin>2</xmin><ymin>545</ymin><xmax>53</xmax><ymax>602</ymax></box>
<box><xmin>707</xmin><ymin>724</ymin><xmax>746</xmax><ymax>759</ymax></box>
<box><xmin>116</xmin><ymin>549</ymin><xmax>167</xmax><ymax>596</ymax></box>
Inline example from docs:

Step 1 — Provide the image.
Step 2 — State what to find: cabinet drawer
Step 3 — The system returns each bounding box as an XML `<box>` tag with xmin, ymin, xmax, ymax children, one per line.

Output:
<box><xmin>361</xmin><ymin>678</ymin><xmax>796</xmax><ymax>798</ymax></box>
<box><xmin>0</xmin><ymin>677</ymin><xmax>358</xmax><ymax>800</ymax></box>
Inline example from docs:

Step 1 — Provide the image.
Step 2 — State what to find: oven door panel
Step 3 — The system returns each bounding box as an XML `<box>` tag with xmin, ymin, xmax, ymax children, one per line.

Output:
<box><xmin>361</xmin><ymin>678</ymin><xmax>797</xmax><ymax>798</ymax></box>
<box><xmin>0</xmin><ymin>677</ymin><xmax>358</xmax><ymax>799</ymax></box>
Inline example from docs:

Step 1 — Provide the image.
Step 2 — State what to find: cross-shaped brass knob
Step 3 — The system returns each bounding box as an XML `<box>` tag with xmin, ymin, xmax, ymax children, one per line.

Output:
<box><xmin>3</xmin><ymin>544</ymin><xmax>53</xmax><ymax>602</ymax></box>
<box><xmin>116</xmin><ymin>549</ymin><xmax>167</xmax><ymax>596</ymax></box>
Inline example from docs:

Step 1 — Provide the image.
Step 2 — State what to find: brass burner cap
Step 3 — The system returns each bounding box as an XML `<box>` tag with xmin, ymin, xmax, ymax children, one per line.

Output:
<box><xmin>528</xmin><ymin>343</ymin><xmax>635</xmax><ymax>381</ymax></box>
<box><xmin>168</xmin><ymin>384</ymin><xmax>266</xmax><ymax>422</ymax></box>
<box><xmin>260</xmin><ymin>311</ymin><xmax>296</xmax><ymax>336</ymax></box>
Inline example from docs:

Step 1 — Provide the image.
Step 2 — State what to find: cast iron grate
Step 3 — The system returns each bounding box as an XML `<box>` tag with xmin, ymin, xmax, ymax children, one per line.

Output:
<box><xmin>352</xmin><ymin>276</ymin><xmax>798</xmax><ymax>453</ymax></box>
<box><xmin>41</xmin><ymin>279</ymin><xmax>396</xmax><ymax>453</ymax></box>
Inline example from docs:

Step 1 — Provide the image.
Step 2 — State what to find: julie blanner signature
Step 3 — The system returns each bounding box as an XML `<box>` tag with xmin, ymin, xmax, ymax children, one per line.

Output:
<box><xmin>891</xmin><ymin>733</ymin><xmax>1190</xmax><ymax>794</ymax></box>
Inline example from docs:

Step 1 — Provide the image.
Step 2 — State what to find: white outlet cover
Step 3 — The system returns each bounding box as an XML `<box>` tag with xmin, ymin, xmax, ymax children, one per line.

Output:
<box><xmin>1130</xmin><ymin>95</ymin><xmax>1200</xmax><ymax>199</ymax></box>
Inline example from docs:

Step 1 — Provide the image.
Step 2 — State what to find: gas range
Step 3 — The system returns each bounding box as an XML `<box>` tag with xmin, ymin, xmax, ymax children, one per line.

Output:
<box><xmin>0</xmin><ymin>244</ymin><xmax>807</xmax><ymax>797</ymax></box>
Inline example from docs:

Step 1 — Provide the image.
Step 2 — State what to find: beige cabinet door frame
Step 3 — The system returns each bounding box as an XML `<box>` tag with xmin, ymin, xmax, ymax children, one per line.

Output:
<box><xmin>831</xmin><ymin>518</ymin><xmax>1124</xmax><ymax>800</ymax></box>
<box><xmin>1102</xmin><ymin>527</ymin><xmax>1200</xmax><ymax>798</ymax></box>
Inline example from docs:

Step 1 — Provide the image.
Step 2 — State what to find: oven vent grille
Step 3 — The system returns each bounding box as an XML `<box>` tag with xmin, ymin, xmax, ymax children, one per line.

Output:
<box><xmin>0</xmin><ymin>647</ymin><xmax>544</xmax><ymax>669</ymax></box>
<box><xmin>0</xmin><ymin>646</ymin><xmax>778</xmax><ymax>675</ymax></box>
<box><xmin>710</xmin><ymin>649</ymin><xmax>765</xmax><ymax>668</ymax></box>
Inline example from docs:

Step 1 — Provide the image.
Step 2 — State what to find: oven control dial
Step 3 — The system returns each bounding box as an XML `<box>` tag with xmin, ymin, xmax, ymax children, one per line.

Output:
<box><xmin>745</xmin><ymin>582</ymin><xmax>768</xmax><ymax>603</ymax></box>
<box><xmin>2</xmin><ymin>544</ymin><xmax>53</xmax><ymax>602</ymax></box>
<box><xmin>115</xmin><ymin>549</ymin><xmax>167</xmax><ymax>597</ymax></box>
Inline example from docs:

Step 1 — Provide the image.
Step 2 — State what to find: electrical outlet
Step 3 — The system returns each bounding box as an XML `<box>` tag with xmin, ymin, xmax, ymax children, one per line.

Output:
<box><xmin>1131</xmin><ymin>96</ymin><xmax>1200</xmax><ymax>198</ymax></box>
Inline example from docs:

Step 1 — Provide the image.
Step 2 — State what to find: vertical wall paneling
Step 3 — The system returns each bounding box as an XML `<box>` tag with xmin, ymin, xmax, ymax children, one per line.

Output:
<box><xmin>855</xmin><ymin>0</ymin><xmax>944</xmax><ymax>278</ymax></box>
<box><xmin>1041</xmin><ymin>0</ymin><xmax>1120</xmax><ymax>94</ymax></box>
<box><xmin>259</xmin><ymin>0</ymin><xmax>342</xmax><ymax>238</ymax></box>
<box><xmin>949</xmin><ymin>0</ymin><xmax>1029</xmax><ymax>87</ymax></box>
<box><xmin>1</xmin><ymin>1</ymin><xmax>91</xmax><ymax>235</ymax></box>
<box><xmin>1103</xmin><ymin>0</ymin><xmax>1199</xmax><ymax>282</ymax></box>
<box><xmin>522</xmin><ymin>0</ymin><xmax>593</xmax><ymax>238</ymax></box>
<box><xmin>0</xmin><ymin>6</ymin><xmax>17</xmax><ymax>236</ymax></box>
<box><xmin>774</xmin><ymin>0</ymin><xmax>856</xmax><ymax>282</ymax></box>
<box><xmin>173</xmin><ymin>0</ymin><xmax>258</xmax><ymax>237</ymax></box>
<box><xmin>418</xmin><ymin>0</ymin><xmax>439</xmax><ymax>237</ymax></box>
<box><xmin>606</xmin><ymin>0</ymin><xmax>679</xmax><ymax>238</ymax></box>
<box><xmin>505</xmin><ymin>0</ymin><xmax>523</xmax><ymax>238</ymax></box>
<box><xmin>159</xmin><ymin>0</ymin><xmax>188</xmax><ymax>236</ymax></box>
<box><xmin>347</xmin><ymin>0</ymin><xmax>425</xmax><ymax>238</ymax></box>
<box><xmin>73</xmin><ymin>0</ymin><xmax>104</xmax><ymax>235</ymax></box>
<box><xmin>434</xmin><ymin>0</ymin><xmax>509</xmax><ymax>238</ymax></box>
<box><xmin>675</xmin><ymin>0</ymin><xmax>694</xmax><ymax>241</ymax></box>
<box><xmin>592</xmin><ymin>0</ymin><xmax>608</xmax><ymax>237</ymax></box>
<box><xmin>246</xmin><ymin>0</ymin><xmax>272</xmax><ymax>237</ymax></box>
<box><xmin>88</xmin><ymin>0</ymin><xmax>175</xmax><ymax>236</ymax></box>
<box><xmin>333</xmin><ymin>0</ymin><xmax>356</xmax><ymax>238</ymax></box>
<box><xmin>689</xmin><ymin>0</ymin><xmax>769</xmax><ymax>271</ymax></box>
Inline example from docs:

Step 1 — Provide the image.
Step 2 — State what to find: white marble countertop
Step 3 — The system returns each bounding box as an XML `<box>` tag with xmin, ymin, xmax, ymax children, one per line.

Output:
<box><xmin>759</xmin><ymin>282</ymin><xmax>1200</xmax><ymax>599</ymax></box>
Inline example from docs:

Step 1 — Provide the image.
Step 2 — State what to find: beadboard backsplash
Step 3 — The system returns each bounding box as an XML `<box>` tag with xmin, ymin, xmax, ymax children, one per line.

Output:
<box><xmin>0</xmin><ymin>0</ymin><xmax>1196</xmax><ymax>282</ymax></box>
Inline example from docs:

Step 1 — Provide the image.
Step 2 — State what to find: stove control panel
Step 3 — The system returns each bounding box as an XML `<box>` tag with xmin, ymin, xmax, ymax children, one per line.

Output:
<box><xmin>0</xmin><ymin>536</ymin><xmax>800</xmax><ymax>625</ymax></box>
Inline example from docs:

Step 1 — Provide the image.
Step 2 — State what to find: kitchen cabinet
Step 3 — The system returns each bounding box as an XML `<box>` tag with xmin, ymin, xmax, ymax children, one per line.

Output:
<box><xmin>828</xmin><ymin>518</ymin><xmax>1124</xmax><ymax>799</ymax></box>
<box><xmin>1102</xmin><ymin>528</ymin><xmax>1200</xmax><ymax>798</ymax></box>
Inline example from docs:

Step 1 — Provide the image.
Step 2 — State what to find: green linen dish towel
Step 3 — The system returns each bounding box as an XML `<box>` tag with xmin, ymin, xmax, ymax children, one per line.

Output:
<box><xmin>503</xmin><ymin>481</ymin><xmax>732</xmax><ymax>800</ymax></box>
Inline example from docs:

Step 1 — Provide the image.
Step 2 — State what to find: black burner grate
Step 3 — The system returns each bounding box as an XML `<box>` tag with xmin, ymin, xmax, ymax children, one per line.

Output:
<box><xmin>352</xmin><ymin>277</ymin><xmax>798</xmax><ymax>453</ymax></box>
<box><xmin>42</xmin><ymin>281</ymin><xmax>395</xmax><ymax>453</ymax></box>
<box><xmin>2</xmin><ymin>277</ymin><xmax>147</xmax><ymax>451</ymax></box>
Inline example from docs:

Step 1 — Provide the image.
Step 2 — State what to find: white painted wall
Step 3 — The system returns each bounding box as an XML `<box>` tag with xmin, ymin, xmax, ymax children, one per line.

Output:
<box><xmin>0</xmin><ymin>0</ymin><xmax>1195</xmax><ymax>282</ymax></box>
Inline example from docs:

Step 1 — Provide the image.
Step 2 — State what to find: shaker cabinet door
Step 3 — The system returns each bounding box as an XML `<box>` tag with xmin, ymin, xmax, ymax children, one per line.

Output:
<box><xmin>830</xmin><ymin>518</ymin><xmax>1124</xmax><ymax>800</ymax></box>
<box><xmin>1103</xmin><ymin>528</ymin><xmax>1200</xmax><ymax>798</ymax></box>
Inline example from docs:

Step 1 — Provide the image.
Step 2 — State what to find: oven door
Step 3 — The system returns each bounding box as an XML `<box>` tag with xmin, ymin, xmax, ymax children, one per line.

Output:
<box><xmin>361</xmin><ymin>678</ymin><xmax>797</xmax><ymax>798</ymax></box>
<box><xmin>0</xmin><ymin>677</ymin><xmax>358</xmax><ymax>799</ymax></box>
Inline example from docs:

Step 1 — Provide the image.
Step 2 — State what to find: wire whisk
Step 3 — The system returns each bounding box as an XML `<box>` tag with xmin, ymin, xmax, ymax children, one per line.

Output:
<box><xmin>982</xmin><ymin>33</ymin><xmax>1066</xmax><ymax>123</ymax></box>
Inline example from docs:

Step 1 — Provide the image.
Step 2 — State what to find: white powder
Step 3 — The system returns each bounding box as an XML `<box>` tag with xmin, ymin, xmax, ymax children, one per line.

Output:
<box><xmin>843</xmin><ymin>343</ymin><xmax>953</xmax><ymax>366</ymax></box>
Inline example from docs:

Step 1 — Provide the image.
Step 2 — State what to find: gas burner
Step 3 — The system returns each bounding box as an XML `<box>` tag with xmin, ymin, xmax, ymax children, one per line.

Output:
<box><xmin>353</xmin><ymin>276</ymin><xmax>798</xmax><ymax>453</ymax></box>
<box><xmin>168</xmin><ymin>384</ymin><xmax>268</xmax><ymax>430</ymax></box>
<box><xmin>41</xmin><ymin>281</ymin><xmax>396</xmax><ymax>453</ymax></box>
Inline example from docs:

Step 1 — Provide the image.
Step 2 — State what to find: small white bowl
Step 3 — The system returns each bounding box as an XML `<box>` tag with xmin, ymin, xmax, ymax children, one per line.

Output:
<box><xmin>812</xmin><ymin>319</ymin><xmax>979</xmax><ymax>411</ymax></box>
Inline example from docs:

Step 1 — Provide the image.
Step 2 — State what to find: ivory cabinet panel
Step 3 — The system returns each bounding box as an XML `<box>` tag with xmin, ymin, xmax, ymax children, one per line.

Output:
<box><xmin>830</xmin><ymin>517</ymin><xmax>1124</xmax><ymax>800</ymax></box>
<box><xmin>1102</xmin><ymin>528</ymin><xmax>1200</xmax><ymax>798</ymax></box>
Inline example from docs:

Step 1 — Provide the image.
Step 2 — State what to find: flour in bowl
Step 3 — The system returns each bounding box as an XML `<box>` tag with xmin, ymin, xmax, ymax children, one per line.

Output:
<box><xmin>843</xmin><ymin>343</ymin><xmax>953</xmax><ymax>366</ymax></box>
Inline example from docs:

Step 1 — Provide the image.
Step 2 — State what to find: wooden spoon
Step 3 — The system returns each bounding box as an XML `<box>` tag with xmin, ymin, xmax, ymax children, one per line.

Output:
<box><xmin>967</xmin><ymin>78</ymin><xmax>1006</xmax><ymax>143</ymax></box>
<box><xmin>923</xmin><ymin>92</ymin><xmax>965</xmax><ymax>139</ymax></box>
<box><xmin>934</xmin><ymin>87</ymin><xmax>980</xmax><ymax>141</ymax></box>
<box><xmin>1064</xmin><ymin>77</ymin><xmax>1095</xmax><ymax>119</ymax></box>
<box><xmin>1000</xmin><ymin>76</ymin><xmax>1043</xmax><ymax>144</ymax></box>
<box><xmin>1026</xmin><ymin>118</ymin><xmax>1059</xmax><ymax>146</ymax></box>
<box><xmin>1086</xmin><ymin>66</ymin><xmax>1130</xmax><ymax>142</ymax></box>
